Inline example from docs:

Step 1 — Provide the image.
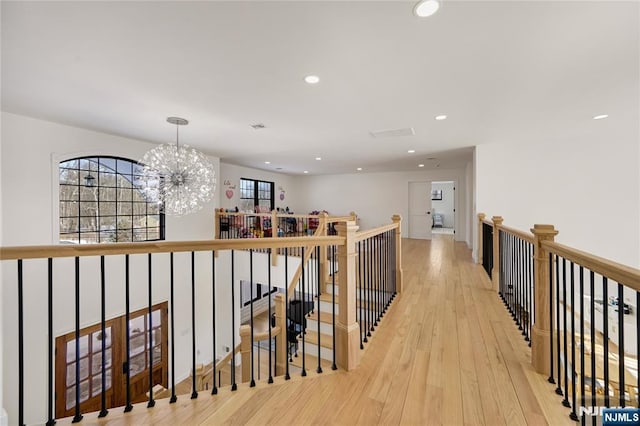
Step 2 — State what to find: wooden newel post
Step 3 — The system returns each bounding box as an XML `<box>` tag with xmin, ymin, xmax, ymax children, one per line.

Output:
<box><xmin>477</xmin><ymin>213</ymin><xmax>486</xmax><ymax>265</ymax></box>
<box><xmin>274</xmin><ymin>293</ymin><xmax>287</xmax><ymax>376</ymax></box>
<box><xmin>491</xmin><ymin>216</ymin><xmax>503</xmax><ymax>289</ymax></box>
<box><xmin>530</xmin><ymin>224</ymin><xmax>558</xmax><ymax>376</ymax></box>
<box><xmin>392</xmin><ymin>215</ymin><xmax>403</xmax><ymax>293</ymax></box>
<box><xmin>335</xmin><ymin>220</ymin><xmax>360</xmax><ymax>370</ymax></box>
<box><xmin>240</xmin><ymin>325</ymin><xmax>251</xmax><ymax>383</ymax></box>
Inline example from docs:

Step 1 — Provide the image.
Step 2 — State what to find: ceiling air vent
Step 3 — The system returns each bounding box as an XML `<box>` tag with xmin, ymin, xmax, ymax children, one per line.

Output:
<box><xmin>250</xmin><ymin>123</ymin><xmax>266</xmax><ymax>130</ymax></box>
<box><xmin>369</xmin><ymin>127</ymin><xmax>415</xmax><ymax>138</ymax></box>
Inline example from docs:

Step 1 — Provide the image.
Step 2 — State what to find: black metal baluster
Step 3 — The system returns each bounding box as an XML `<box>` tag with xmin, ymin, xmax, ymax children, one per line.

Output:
<box><xmin>529</xmin><ymin>242</ymin><xmax>533</xmax><ymax>347</ymax></box>
<box><xmin>548</xmin><ymin>252</ymin><xmax>555</xmax><ymax>385</ymax></box>
<box><xmin>562</xmin><ymin>258</ymin><xmax>570</xmax><ymax>407</ymax></box>
<box><xmin>590</xmin><ymin>271</ymin><xmax>596</xmax><ymax>421</ymax></box>
<box><xmin>47</xmin><ymin>258</ymin><xmax>55</xmax><ymax>426</ymax></box>
<box><xmin>378</xmin><ymin>235</ymin><xmax>382</xmax><ymax>321</ymax></box>
<box><xmin>363</xmin><ymin>239</ymin><xmax>369</xmax><ymax>343</ymax></box>
<box><xmin>556</xmin><ymin>255</ymin><xmax>563</xmax><ymax>396</ymax></box>
<box><xmin>268</xmin><ymin>248</ymin><xmax>274</xmax><ymax>384</ymax></box>
<box><xmin>580</xmin><ymin>266</ymin><xmax>586</xmax><ymax>426</ymax></box>
<box><xmin>358</xmin><ymin>240</ymin><xmax>364</xmax><ymax>349</ymax></box>
<box><xmin>169</xmin><ymin>253</ymin><xmax>178</xmax><ymax>402</ymax></box>
<box><xmin>231</xmin><ymin>250</ymin><xmax>237</xmax><ymax>391</ymax></box>
<box><xmin>99</xmin><ymin>256</ymin><xmax>109</xmax><ymax>417</ymax></box>
<box><xmin>508</xmin><ymin>234</ymin><xmax>512</xmax><ymax>311</ymax></box>
<box><xmin>517</xmin><ymin>238</ymin><xmax>523</xmax><ymax>330</ymax></box>
<box><xmin>524</xmin><ymin>241</ymin><xmax>530</xmax><ymax>342</ymax></box>
<box><xmin>637</xmin><ymin>291</ymin><xmax>640</xmax><ymax>407</ymax></box>
<box><xmin>250</xmin><ymin>249</ymin><xmax>256</xmax><ymax>387</ymax></box>
<box><xmin>212</xmin><ymin>251</ymin><xmax>218</xmax><ymax>394</ymax></box>
<box><xmin>147</xmin><ymin>253</ymin><xmax>155</xmax><ymax>408</ymax></box>
<box><xmin>369</xmin><ymin>238</ymin><xmax>375</xmax><ymax>334</ymax></box>
<box><xmin>301</xmin><ymin>247</ymin><xmax>307</xmax><ymax>376</ymax></box>
<box><xmin>316</xmin><ymin>246</ymin><xmax>323</xmax><ymax>374</ymax></box>
<box><xmin>376</xmin><ymin>235</ymin><xmax>381</xmax><ymax>322</ymax></box>
<box><xmin>618</xmin><ymin>282</ymin><xmax>625</xmax><ymax>407</ymax></box>
<box><xmin>603</xmin><ymin>277</ymin><xmax>610</xmax><ymax>409</ymax></box>
<box><xmin>72</xmin><ymin>257</ymin><xmax>83</xmax><ymax>423</ymax></box>
<box><xmin>285</xmin><ymin>247</ymin><xmax>291</xmax><ymax>380</ymax></box>
<box><xmin>18</xmin><ymin>259</ymin><xmax>26</xmax><ymax>426</ymax></box>
<box><xmin>124</xmin><ymin>255</ymin><xmax>133</xmax><ymax>412</ymax></box>
<box><xmin>191</xmin><ymin>252</ymin><xmax>198</xmax><ymax>398</ymax></box>
<box><xmin>332</xmin><ymin>245</ymin><xmax>337</xmax><ymax>370</ymax></box>
<box><xmin>570</xmin><ymin>263</ymin><xmax>578</xmax><ymax>421</ymax></box>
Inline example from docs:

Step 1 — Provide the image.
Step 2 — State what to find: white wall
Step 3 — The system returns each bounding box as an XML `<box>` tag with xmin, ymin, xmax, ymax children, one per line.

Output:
<box><xmin>475</xmin><ymin>139</ymin><xmax>640</xmax><ymax>268</ymax></box>
<box><xmin>0</xmin><ymin>112</ymin><xmax>223</xmax><ymax>424</ymax></box>
<box><xmin>298</xmin><ymin>168</ymin><xmax>471</xmax><ymax>243</ymax></box>
<box><xmin>431</xmin><ymin>181</ymin><xmax>455</xmax><ymax>228</ymax></box>
<box><xmin>465</xmin><ymin>160</ymin><xmax>474</xmax><ymax>250</ymax></box>
<box><xmin>219</xmin><ymin>163</ymin><xmax>303</xmax><ymax>213</ymax></box>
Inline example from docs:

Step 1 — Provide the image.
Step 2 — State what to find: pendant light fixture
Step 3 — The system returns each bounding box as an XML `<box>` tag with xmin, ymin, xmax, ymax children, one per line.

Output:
<box><xmin>140</xmin><ymin>117</ymin><xmax>216</xmax><ymax>216</ymax></box>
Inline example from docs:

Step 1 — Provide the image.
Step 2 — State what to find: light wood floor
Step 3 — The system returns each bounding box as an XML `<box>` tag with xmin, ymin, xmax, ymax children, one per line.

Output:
<box><xmin>59</xmin><ymin>236</ymin><xmax>574</xmax><ymax>425</ymax></box>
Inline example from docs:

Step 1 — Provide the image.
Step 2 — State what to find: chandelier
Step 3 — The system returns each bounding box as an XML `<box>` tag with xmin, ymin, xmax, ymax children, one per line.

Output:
<box><xmin>140</xmin><ymin>117</ymin><xmax>216</xmax><ymax>216</ymax></box>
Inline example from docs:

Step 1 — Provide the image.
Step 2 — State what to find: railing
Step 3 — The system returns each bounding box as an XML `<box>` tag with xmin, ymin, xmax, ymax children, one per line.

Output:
<box><xmin>0</xmin><ymin>214</ymin><xmax>400</xmax><ymax>425</ymax></box>
<box><xmin>498</xmin><ymin>225</ymin><xmax>535</xmax><ymax>346</ymax></box>
<box><xmin>477</xmin><ymin>213</ymin><xmax>640</xmax><ymax>423</ymax></box>
<box><xmin>546</xmin><ymin>241</ymin><xmax>640</xmax><ymax>422</ymax></box>
<box><xmin>481</xmin><ymin>219</ymin><xmax>494</xmax><ymax>278</ymax></box>
<box><xmin>355</xmin><ymin>223</ymin><xmax>398</xmax><ymax>350</ymax></box>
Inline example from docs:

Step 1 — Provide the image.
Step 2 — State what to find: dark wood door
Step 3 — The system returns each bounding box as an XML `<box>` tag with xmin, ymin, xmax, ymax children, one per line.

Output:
<box><xmin>56</xmin><ymin>302</ymin><xmax>168</xmax><ymax>418</ymax></box>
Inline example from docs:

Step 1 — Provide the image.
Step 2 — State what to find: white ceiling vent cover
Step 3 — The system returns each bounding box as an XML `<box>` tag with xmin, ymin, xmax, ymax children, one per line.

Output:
<box><xmin>369</xmin><ymin>127</ymin><xmax>415</xmax><ymax>138</ymax></box>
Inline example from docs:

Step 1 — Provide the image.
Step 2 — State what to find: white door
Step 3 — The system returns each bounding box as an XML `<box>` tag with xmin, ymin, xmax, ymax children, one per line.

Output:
<box><xmin>408</xmin><ymin>181</ymin><xmax>432</xmax><ymax>239</ymax></box>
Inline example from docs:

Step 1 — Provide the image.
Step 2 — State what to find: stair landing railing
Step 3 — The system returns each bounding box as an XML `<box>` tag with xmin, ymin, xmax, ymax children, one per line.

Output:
<box><xmin>477</xmin><ymin>213</ymin><xmax>640</xmax><ymax>423</ymax></box>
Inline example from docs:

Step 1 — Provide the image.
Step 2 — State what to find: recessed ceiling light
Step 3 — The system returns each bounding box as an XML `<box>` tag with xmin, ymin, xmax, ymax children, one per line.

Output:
<box><xmin>305</xmin><ymin>75</ymin><xmax>320</xmax><ymax>84</ymax></box>
<box><xmin>593</xmin><ymin>114</ymin><xmax>609</xmax><ymax>120</ymax></box>
<box><xmin>264</xmin><ymin>161</ymin><xmax>271</xmax><ymax>164</ymax></box>
<box><xmin>315</xmin><ymin>157</ymin><xmax>322</xmax><ymax>161</ymax></box>
<box><xmin>418</xmin><ymin>164</ymin><xmax>425</xmax><ymax>168</ymax></box>
<box><xmin>435</xmin><ymin>115</ymin><xmax>447</xmax><ymax>121</ymax></box>
<box><xmin>303</xmin><ymin>170</ymin><xmax>309</xmax><ymax>174</ymax></box>
<box><xmin>357</xmin><ymin>167</ymin><xmax>363</xmax><ymax>171</ymax></box>
<box><xmin>414</xmin><ymin>0</ymin><xmax>440</xmax><ymax>18</ymax></box>
<box><xmin>408</xmin><ymin>149</ymin><xmax>416</xmax><ymax>154</ymax></box>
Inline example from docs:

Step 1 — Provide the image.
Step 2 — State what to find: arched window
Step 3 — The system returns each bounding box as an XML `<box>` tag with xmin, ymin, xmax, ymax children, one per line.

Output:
<box><xmin>59</xmin><ymin>156</ymin><xmax>165</xmax><ymax>244</ymax></box>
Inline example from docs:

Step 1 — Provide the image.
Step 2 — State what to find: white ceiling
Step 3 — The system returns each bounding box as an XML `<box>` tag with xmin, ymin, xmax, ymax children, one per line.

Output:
<box><xmin>2</xmin><ymin>1</ymin><xmax>638</xmax><ymax>175</ymax></box>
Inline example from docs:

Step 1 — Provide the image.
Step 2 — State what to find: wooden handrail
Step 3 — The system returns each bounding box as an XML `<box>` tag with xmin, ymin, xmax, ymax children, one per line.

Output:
<box><xmin>254</xmin><ymin>326</ymin><xmax>281</xmax><ymax>342</ymax></box>
<box><xmin>0</xmin><ymin>236</ymin><xmax>345</xmax><ymax>260</ymax></box>
<box><xmin>542</xmin><ymin>240</ymin><xmax>640</xmax><ymax>292</ymax></box>
<box><xmin>213</xmin><ymin>343</ymin><xmax>242</xmax><ymax>372</ymax></box>
<box><xmin>497</xmin><ymin>224</ymin><xmax>534</xmax><ymax>244</ymax></box>
<box><xmin>326</xmin><ymin>215</ymin><xmax>354</xmax><ymax>224</ymax></box>
<box><xmin>286</xmin><ymin>222</ymin><xmax>326</xmax><ymax>296</ymax></box>
<box><xmin>482</xmin><ymin>219</ymin><xmax>493</xmax><ymax>226</ymax></box>
<box><xmin>355</xmin><ymin>223</ymin><xmax>398</xmax><ymax>242</ymax></box>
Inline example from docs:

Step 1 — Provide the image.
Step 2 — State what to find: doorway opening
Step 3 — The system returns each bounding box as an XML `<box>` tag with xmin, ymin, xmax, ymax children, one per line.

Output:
<box><xmin>431</xmin><ymin>181</ymin><xmax>455</xmax><ymax>235</ymax></box>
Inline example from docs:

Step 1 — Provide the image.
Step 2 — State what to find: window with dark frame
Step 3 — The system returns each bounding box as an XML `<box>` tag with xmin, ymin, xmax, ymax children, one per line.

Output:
<box><xmin>239</xmin><ymin>178</ymin><xmax>274</xmax><ymax>211</ymax></box>
<box><xmin>59</xmin><ymin>156</ymin><xmax>165</xmax><ymax>244</ymax></box>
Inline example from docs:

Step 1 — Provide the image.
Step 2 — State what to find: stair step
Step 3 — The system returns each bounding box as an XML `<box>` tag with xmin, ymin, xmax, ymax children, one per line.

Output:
<box><xmin>288</xmin><ymin>350</ymin><xmax>334</xmax><ymax>372</ymax></box>
<box><xmin>318</xmin><ymin>292</ymin><xmax>387</xmax><ymax>311</ymax></box>
<box><xmin>307</xmin><ymin>310</ymin><xmax>336</xmax><ymax>324</ymax></box>
<box><xmin>297</xmin><ymin>330</ymin><xmax>333</xmax><ymax>349</ymax></box>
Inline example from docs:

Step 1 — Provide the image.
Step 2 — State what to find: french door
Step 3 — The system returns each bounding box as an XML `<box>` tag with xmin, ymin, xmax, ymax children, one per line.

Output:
<box><xmin>55</xmin><ymin>302</ymin><xmax>168</xmax><ymax>418</ymax></box>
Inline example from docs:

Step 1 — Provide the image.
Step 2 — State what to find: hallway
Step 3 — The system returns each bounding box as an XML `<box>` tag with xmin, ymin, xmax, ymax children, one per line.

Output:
<box><xmin>59</xmin><ymin>235</ymin><xmax>574</xmax><ymax>425</ymax></box>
